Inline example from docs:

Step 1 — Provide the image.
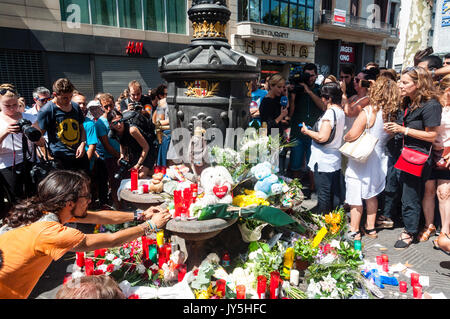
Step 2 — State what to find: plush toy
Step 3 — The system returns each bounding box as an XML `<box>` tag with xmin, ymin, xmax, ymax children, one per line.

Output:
<box><xmin>250</xmin><ymin>162</ymin><xmax>288</xmax><ymax>199</ymax></box>
<box><xmin>149</xmin><ymin>172</ymin><xmax>164</xmax><ymax>193</ymax></box>
<box><xmin>195</xmin><ymin>166</ymin><xmax>233</xmax><ymax>207</ymax></box>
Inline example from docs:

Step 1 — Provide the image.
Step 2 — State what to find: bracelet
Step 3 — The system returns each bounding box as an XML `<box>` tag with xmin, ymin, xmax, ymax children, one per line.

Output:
<box><xmin>404</xmin><ymin>128</ymin><xmax>409</xmax><ymax>136</ymax></box>
<box><xmin>133</xmin><ymin>209</ymin><xmax>143</xmax><ymax>222</ymax></box>
<box><xmin>142</xmin><ymin>220</ymin><xmax>157</xmax><ymax>236</ymax></box>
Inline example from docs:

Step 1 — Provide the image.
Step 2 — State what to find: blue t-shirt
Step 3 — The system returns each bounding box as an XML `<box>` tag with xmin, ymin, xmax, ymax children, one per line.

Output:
<box><xmin>95</xmin><ymin>116</ymin><xmax>120</xmax><ymax>159</ymax></box>
<box><xmin>83</xmin><ymin>118</ymin><xmax>97</xmax><ymax>170</ymax></box>
<box><xmin>37</xmin><ymin>101</ymin><xmax>85</xmax><ymax>157</ymax></box>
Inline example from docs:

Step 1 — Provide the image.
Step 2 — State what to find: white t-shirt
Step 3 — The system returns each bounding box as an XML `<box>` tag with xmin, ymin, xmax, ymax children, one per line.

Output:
<box><xmin>308</xmin><ymin>106</ymin><xmax>346</xmax><ymax>173</ymax></box>
<box><xmin>0</xmin><ymin>113</ymin><xmax>37</xmax><ymax>169</ymax></box>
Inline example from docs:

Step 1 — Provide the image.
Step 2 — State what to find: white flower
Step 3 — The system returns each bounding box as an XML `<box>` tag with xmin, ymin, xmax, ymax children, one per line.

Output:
<box><xmin>71</xmin><ymin>271</ymin><xmax>85</xmax><ymax>279</ymax></box>
<box><xmin>205</xmin><ymin>253</ymin><xmax>220</xmax><ymax>264</ymax></box>
<box><xmin>319</xmin><ymin>253</ymin><xmax>336</xmax><ymax>265</ymax></box>
<box><xmin>319</xmin><ymin>274</ymin><xmax>337</xmax><ymax>293</ymax></box>
<box><xmin>330</xmin><ymin>239</ymin><xmax>341</xmax><ymax>249</ymax></box>
<box><xmin>106</xmin><ymin>253</ymin><xmax>116</xmax><ymax>261</ymax></box>
<box><xmin>136</xmin><ymin>263</ymin><xmax>146</xmax><ymax>274</ymax></box>
<box><xmin>248</xmin><ymin>249</ymin><xmax>262</xmax><ymax>261</ymax></box>
<box><xmin>98</xmin><ymin>264</ymin><xmax>108</xmax><ymax>272</ymax></box>
<box><xmin>307</xmin><ymin>280</ymin><xmax>321</xmax><ymax>298</ymax></box>
<box><xmin>112</xmin><ymin>258</ymin><xmax>123</xmax><ymax>270</ymax></box>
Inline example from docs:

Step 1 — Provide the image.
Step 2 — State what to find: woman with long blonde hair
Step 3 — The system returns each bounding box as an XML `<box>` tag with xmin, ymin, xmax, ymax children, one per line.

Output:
<box><xmin>384</xmin><ymin>66</ymin><xmax>442</xmax><ymax>249</ymax></box>
<box><xmin>343</xmin><ymin>77</ymin><xmax>400</xmax><ymax>241</ymax></box>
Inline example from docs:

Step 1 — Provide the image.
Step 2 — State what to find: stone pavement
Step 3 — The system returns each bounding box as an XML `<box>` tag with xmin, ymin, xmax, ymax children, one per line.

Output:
<box><xmin>301</xmin><ymin>193</ymin><xmax>450</xmax><ymax>299</ymax></box>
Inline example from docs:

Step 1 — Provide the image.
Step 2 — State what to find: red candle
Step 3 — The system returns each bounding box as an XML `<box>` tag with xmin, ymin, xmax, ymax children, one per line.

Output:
<box><xmin>215</xmin><ymin>279</ymin><xmax>226</xmax><ymax>297</ymax></box>
<box><xmin>257</xmin><ymin>275</ymin><xmax>267</xmax><ymax>299</ymax></box>
<box><xmin>130</xmin><ymin>168</ymin><xmax>138</xmax><ymax>191</ymax></box>
<box><xmin>190</xmin><ymin>183</ymin><xmax>198</xmax><ymax>202</ymax></box>
<box><xmin>413</xmin><ymin>284</ymin><xmax>422</xmax><ymax>299</ymax></box>
<box><xmin>183</xmin><ymin>187</ymin><xmax>192</xmax><ymax>208</ymax></box>
<box><xmin>141</xmin><ymin>236</ymin><xmax>149</xmax><ymax>260</ymax></box>
<box><xmin>142</xmin><ymin>184</ymin><xmax>149</xmax><ymax>193</ymax></box>
<box><xmin>376</xmin><ymin>256</ymin><xmax>383</xmax><ymax>265</ymax></box>
<box><xmin>178</xmin><ymin>265</ymin><xmax>187</xmax><ymax>282</ymax></box>
<box><xmin>411</xmin><ymin>273</ymin><xmax>420</xmax><ymax>287</ymax></box>
<box><xmin>174</xmin><ymin>190</ymin><xmax>182</xmax><ymax>218</ymax></box>
<box><xmin>154</xmin><ymin>166</ymin><xmax>161</xmax><ymax>174</ymax></box>
<box><xmin>269</xmin><ymin>271</ymin><xmax>281</xmax><ymax>299</ymax></box>
<box><xmin>85</xmin><ymin>258</ymin><xmax>94</xmax><ymax>276</ymax></box>
<box><xmin>161</xmin><ymin>166</ymin><xmax>167</xmax><ymax>175</ymax></box>
<box><xmin>76</xmin><ymin>252</ymin><xmax>85</xmax><ymax>267</ymax></box>
<box><xmin>236</xmin><ymin>285</ymin><xmax>246</xmax><ymax>299</ymax></box>
<box><xmin>165</xmin><ymin>243</ymin><xmax>172</xmax><ymax>261</ymax></box>
<box><xmin>399</xmin><ymin>281</ymin><xmax>407</xmax><ymax>293</ymax></box>
<box><xmin>381</xmin><ymin>254</ymin><xmax>389</xmax><ymax>263</ymax></box>
<box><xmin>382</xmin><ymin>261</ymin><xmax>389</xmax><ymax>272</ymax></box>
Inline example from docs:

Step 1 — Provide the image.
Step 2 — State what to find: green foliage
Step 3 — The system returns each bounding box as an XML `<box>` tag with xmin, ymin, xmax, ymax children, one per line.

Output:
<box><xmin>293</xmin><ymin>237</ymin><xmax>318</xmax><ymax>263</ymax></box>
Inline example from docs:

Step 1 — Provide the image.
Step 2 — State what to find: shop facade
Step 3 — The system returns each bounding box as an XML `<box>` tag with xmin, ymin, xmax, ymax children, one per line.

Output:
<box><xmin>0</xmin><ymin>0</ymin><xmax>190</xmax><ymax>105</ymax></box>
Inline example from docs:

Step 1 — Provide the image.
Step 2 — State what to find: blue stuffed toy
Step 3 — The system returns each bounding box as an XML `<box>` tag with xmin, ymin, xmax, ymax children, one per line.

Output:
<box><xmin>250</xmin><ymin>162</ymin><xmax>288</xmax><ymax>199</ymax></box>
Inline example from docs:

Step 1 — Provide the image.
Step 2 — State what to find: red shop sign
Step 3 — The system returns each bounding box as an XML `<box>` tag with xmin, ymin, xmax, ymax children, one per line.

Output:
<box><xmin>126</xmin><ymin>41</ymin><xmax>143</xmax><ymax>55</ymax></box>
<box><xmin>339</xmin><ymin>45</ymin><xmax>355</xmax><ymax>63</ymax></box>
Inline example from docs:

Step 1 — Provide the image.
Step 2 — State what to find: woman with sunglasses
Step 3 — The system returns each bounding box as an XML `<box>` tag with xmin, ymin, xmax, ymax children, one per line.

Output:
<box><xmin>343</xmin><ymin>77</ymin><xmax>400</xmax><ymax>241</ymax></box>
<box><xmin>0</xmin><ymin>84</ymin><xmax>44</xmax><ymax>219</ymax></box>
<box><xmin>384</xmin><ymin>67</ymin><xmax>442</xmax><ymax>249</ymax></box>
<box><xmin>301</xmin><ymin>82</ymin><xmax>346</xmax><ymax>214</ymax></box>
<box><xmin>107</xmin><ymin>109</ymin><xmax>156</xmax><ymax>178</ymax></box>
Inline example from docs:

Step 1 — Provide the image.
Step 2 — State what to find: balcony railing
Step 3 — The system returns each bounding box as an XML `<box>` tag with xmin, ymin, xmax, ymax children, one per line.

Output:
<box><xmin>320</xmin><ymin>10</ymin><xmax>398</xmax><ymax>37</ymax></box>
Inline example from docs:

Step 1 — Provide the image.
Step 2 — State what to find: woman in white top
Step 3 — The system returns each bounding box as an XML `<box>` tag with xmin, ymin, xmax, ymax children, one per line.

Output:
<box><xmin>0</xmin><ymin>84</ymin><xmax>44</xmax><ymax>219</ymax></box>
<box><xmin>343</xmin><ymin>77</ymin><xmax>400</xmax><ymax>240</ymax></box>
<box><xmin>301</xmin><ymin>82</ymin><xmax>346</xmax><ymax>214</ymax></box>
<box><xmin>428</xmin><ymin>75</ymin><xmax>450</xmax><ymax>251</ymax></box>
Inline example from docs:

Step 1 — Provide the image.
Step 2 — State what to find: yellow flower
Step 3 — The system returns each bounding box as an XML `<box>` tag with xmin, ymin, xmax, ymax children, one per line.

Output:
<box><xmin>330</xmin><ymin>224</ymin><xmax>340</xmax><ymax>234</ymax></box>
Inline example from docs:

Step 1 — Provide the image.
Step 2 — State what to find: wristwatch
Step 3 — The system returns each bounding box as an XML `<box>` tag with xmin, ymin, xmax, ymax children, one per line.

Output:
<box><xmin>133</xmin><ymin>209</ymin><xmax>143</xmax><ymax>222</ymax></box>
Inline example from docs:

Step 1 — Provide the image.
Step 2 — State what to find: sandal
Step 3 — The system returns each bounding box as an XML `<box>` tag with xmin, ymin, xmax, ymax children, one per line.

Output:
<box><xmin>363</xmin><ymin>227</ymin><xmax>378</xmax><ymax>239</ymax></box>
<box><xmin>417</xmin><ymin>224</ymin><xmax>436</xmax><ymax>242</ymax></box>
<box><xmin>345</xmin><ymin>230</ymin><xmax>362</xmax><ymax>242</ymax></box>
<box><xmin>394</xmin><ymin>231</ymin><xmax>414</xmax><ymax>250</ymax></box>
<box><xmin>376</xmin><ymin>215</ymin><xmax>394</xmax><ymax>229</ymax></box>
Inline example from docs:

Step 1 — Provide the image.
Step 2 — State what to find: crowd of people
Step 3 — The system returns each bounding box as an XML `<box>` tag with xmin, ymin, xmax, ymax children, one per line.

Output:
<box><xmin>251</xmin><ymin>53</ymin><xmax>450</xmax><ymax>254</ymax></box>
<box><xmin>1</xmin><ymin>52</ymin><xmax>450</xmax><ymax>298</ymax></box>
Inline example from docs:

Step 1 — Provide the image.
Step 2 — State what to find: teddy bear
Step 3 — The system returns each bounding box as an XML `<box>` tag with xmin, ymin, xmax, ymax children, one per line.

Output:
<box><xmin>250</xmin><ymin>162</ymin><xmax>287</xmax><ymax>199</ymax></box>
<box><xmin>195</xmin><ymin>165</ymin><xmax>234</xmax><ymax>207</ymax></box>
<box><xmin>149</xmin><ymin>172</ymin><xmax>164</xmax><ymax>193</ymax></box>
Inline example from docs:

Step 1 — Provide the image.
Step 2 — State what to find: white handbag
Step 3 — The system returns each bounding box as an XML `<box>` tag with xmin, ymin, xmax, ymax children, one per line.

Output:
<box><xmin>339</xmin><ymin>107</ymin><xmax>378</xmax><ymax>163</ymax></box>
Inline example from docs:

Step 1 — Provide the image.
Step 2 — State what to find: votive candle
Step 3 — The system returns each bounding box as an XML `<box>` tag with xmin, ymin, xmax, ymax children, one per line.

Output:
<box><xmin>178</xmin><ymin>265</ymin><xmax>187</xmax><ymax>282</ymax></box>
<box><xmin>411</xmin><ymin>273</ymin><xmax>420</xmax><ymax>287</ymax></box>
<box><xmin>215</xmin><ymin>279</ymin><xmax>226</xmax><ymax>297</ymax></box>
<box><xmin>382</xmin><ymin>261</ymin><xmax>389</xmax><ymax>272</ymax></box>
<box><xmin>85</xmin><ymin>258</ymin><xmax>94</xmax><ymax>276</ymax></box>
<box><xmin>376</xmin><ymin>256</ymin><xmax>383</xmax><ymax>265</ymax></box>
<box><xmin>142</xmin><ymin>184</ymin><xmax>149</xmax><ymax>193</ymax></box>
<box><xmin>269</xmin><ymin>271</ymin><xmax>281</xmax><ymax>299</ymax></box>
<box><xmin>76</xmin><ymin>252</ymin><xmax>85</xmax><ymax>267</ymax></box>
<box><xmin>413</xmin><ymin>285</ymin><xmax>422</xmax><ymax>299</ymax></box>
<box><xmin>141</xmin><ymin>236</ymin><xmax>149</xmax><ymax>260</ymax></box>
<box><xmin>130</xmin><ymin>168</ymin><xmax>138</xmax><ymax>191</ymax></box>
<box><xmin>257</xmin><ymin>275</ymin><xmax>267</xmax><ymax>299</ymax></box>
<box><xmin>399</xmin><ymin>281</ymin><xmax>407</xmax><ymax>293</ymax></box>
<box><xmin>290</xmin><ymin>269</ymin><xmax>300</xmax><ymax>286</ymax></box>
<box><xmin>236</xmin><ymin>285</ymin><xmax>246</xmax><ymax>299</ymax></box>
<box><xmin>381</xmin><ymin>254</ymin><xmax>389</xmax><ymax>263</ymax></box>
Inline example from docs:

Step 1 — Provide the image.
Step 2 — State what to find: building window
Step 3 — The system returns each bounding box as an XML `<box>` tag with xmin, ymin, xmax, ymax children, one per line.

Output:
<box><xmin>59</xmin><ymin>0</ymin><xmax>187</xmax><ymax>34</ymax></box>
<box><xmin>167</xmin><ymin>0</ymin><xmax>187</xmax><ymax>34</ymax></box>
<box><xmin>144</xmin><ymin>0</ymin><xmax>165</xmax><ymax>32</ymax></box>
<box><xmin>239</xmin><ymin>0</ymin><xmax>314</xmax><ymax>31</ymax></box>
<box><xmin>118</xmin><ymin>0</ymin><xmax>142</xmax><ymax>29</ymax></box>
<box><xmin>60</xmin><ymin>0</ymin><xmax>90</xmax><ymax>24</ymax></box>
<box><xmin>90</xmin><ymin>0</ymin><xmax>117</xmax><ymax>26</ymax></box>
<box><xmin>350</xmin><ymin>0</ymin><xmax>359</xmax><ymax>16</ymax></box>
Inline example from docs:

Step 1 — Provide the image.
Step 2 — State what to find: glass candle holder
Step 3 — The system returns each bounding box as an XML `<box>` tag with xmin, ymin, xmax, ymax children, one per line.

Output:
<box><xmin>381</xmin><ymin>254</ymin><xmax>389</xmax><ymax>263</ymax></box>
<box><xmin>411</xmin><ymin>273</ymin><xmax>420</xmax><ymax>287</ymax></box>
<box><xmin>178</xmin><ymin>265</ymin><xmax>187</xmax><ymax>282</ymax></box>
<box><xmin>215</xmin><ymin>279</ymin><xmax>226</xmax><ymax>297</ymax></box>
<box><xmin>236</xmin><ymin>285</ymin><xmax>246</xmax><ymax>299</ymax></box>
<box><xmin>257</xmin><ymin>275</ymin><xmax>267</xmax><ymax>299</ymax></box>
<box><xmin>376</xmin><ymin>256</ymin><xmax>383</xmax><ymax>265</ymax></box>
<box><xmin>130</xmin><ymin>168</ymin><xmax>138</xmax><ymax>191</ymax></box>
<box><xmin>142</xmin><ymin>184</ymin><xmax>149</xmax><ymax>193</ymax></box>
<box><xmin>269</xmin><ymin>271</ymin><xmax>281</xmax><ymax>299</ymax></box>
<box><xmin>382</xmin><ymin>261</ymin><xmax>389</xmax><ymax>272</ymax></box>
<box><xmin>413</xmin><ymin>285</ymin><xmax>422</xmax><ymax>299</ymax></box>
<box><xmin>399</xmin><ymin>281</ymin><xmax>407</xmax><ymax>293</ymax></box>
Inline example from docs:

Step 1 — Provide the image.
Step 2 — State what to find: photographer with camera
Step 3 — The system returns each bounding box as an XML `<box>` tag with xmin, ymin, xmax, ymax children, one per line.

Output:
<box><xmin>0</xmin><ymin>84</ymin><xmax>44</xmax><ymax>219</ymax></box>
<box><xmin>288</xmin><ymin>63</ymin><xmax>326</xmax><ymax>193</ymax></box>
<box><xmin>107</xmin><ymin>109</ymin><xmax>157</xmax><ymax>179</ymax></box>
<box><xmin>119</xmin><ymin>80</ymin><xmax>152</xmax><ymax>113</ymax></box>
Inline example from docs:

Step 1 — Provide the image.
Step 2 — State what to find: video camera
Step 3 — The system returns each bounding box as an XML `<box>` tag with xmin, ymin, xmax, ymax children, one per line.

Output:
<box><xmin>288</xmin><ymin>71</ymin><xmax>311</xmax><ymax>94</ymax></box>
<box><xmin>17</xmin><ymin>118</ymin><xmax>42</xmax><ymax>142</ymax></box>
<box><xmin>114</xmin><ymin>159</ymin><xmax>133</xmax><ymax>180</ymax></box>
<box><xmin>128</xmin><ymin>101</ymin><xmax>143</xmax><ymax>112</ymax></box>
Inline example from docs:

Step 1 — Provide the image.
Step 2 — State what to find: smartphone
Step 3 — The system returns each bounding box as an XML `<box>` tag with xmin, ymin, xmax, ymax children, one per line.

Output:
<box><xmin>298</xmin><ymin>124</ymin><xmax>312</xmax><ymax>129</ymax></box>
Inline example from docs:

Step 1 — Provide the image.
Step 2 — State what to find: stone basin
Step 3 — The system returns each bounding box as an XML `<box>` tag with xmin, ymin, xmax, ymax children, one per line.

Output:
<box><xmin>119</xmin><ymin>188</ymin><xmax>166</xmax><ymax>210</ymax></box>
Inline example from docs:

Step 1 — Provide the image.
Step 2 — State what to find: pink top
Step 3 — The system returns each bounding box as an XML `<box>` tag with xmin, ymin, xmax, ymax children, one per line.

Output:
<box><xmin>434</xmin><ymin>106</ymin><xmax>450</xmax><ymax>149</ymax></box>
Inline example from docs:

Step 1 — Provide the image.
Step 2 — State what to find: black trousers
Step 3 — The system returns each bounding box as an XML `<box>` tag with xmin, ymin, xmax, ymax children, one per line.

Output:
<box><xmin>313</xmin><ymin>165</ymin><xmax>344</xmax><ymax>214</ymax></box>
<box><xmin>0</xmin><ymin>163</ymin><xmax>27</xmax><ymax>219</ymax></box>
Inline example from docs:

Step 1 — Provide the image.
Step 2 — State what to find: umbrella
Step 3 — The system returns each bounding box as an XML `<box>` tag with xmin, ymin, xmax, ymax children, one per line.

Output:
<box><xmin>198</xmin><ymin>204</ymin><xmax>305</xmax><ymax>234</ymax></box>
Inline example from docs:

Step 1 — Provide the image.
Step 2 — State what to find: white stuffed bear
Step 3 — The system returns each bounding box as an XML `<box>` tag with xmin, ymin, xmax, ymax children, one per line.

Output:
<box><xmin>196</xmin><ymin>166</ymin><xmax>233</xmax><ymax>206</ymax></box>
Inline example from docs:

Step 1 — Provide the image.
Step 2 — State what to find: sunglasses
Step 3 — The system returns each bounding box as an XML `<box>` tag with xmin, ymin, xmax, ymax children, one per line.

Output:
<box><xmin>111</xmin><ymin>119</ymin><xmax>122</xmax><ymax>126</ymax></box>
<box><xmin>0</xmin><ymin>88</ymin><xmax>18</xmax><ymax>95</ymax></box>
<box><xmin>102</xmin><ymin>103</ymin><xmax>114</xmax><ymax>109</ymax></box>
<box><xmin>79</xmin><ymin>193</ymin><xmax>92</xmax><ymax>200</ymax></box>
<box><xmin>38</xmin><ymin>97</ymin><xmax>50</xmax><ymax>103</ymax></box>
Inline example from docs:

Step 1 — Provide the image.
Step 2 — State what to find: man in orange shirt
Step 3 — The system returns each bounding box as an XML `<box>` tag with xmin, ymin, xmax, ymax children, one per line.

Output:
<box><xmin>0</xmin><ymin>170</ymin><xmax>171</xmax><ymax>299</ymax></box>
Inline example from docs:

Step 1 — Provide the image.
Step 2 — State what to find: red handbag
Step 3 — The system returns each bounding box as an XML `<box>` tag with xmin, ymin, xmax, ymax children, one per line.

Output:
<box><xmin>395</xmin><ymin>146</ymin><xmax>430</xmax><ymax>177</ymax></box>
<box><xmin>394</xmin><ymin>109</ymin><xmax>431</xmax><ymax>177</ymax></box>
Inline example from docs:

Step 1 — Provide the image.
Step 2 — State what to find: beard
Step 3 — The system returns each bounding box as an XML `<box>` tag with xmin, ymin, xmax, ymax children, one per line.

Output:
<box><xmin>71</xmin><ymin>205</ymin><xmax>88</xmax><ymax>219</ymax></box>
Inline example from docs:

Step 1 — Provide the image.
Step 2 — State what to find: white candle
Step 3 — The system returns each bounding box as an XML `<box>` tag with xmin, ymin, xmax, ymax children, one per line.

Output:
<box><xmin>290</xmin><ymin>270</ymin><xmax>300</xmax><ymax>286</ymax></box>
<box><xmin>138</xmin><ymin>186</ymin><xmax>144</xmax><ymax>195</ymax></box>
